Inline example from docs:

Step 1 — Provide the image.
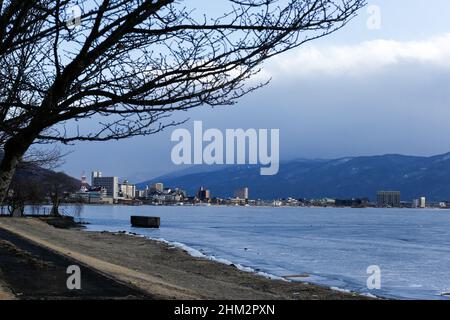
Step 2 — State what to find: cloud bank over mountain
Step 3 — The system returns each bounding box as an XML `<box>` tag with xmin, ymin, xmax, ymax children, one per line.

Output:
<box><xmin>265</xmin><ymin>33</ymin><xmax>450</xmax><ymax>78</ymax></box>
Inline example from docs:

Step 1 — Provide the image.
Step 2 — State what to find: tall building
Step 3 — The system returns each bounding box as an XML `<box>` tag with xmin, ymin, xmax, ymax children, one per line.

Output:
<box><xmin>377</xmin><ymin>191</ymin><xmax>401</xmax><ymax>208</ymax></box>
<box><xmin>151</xmin><ymin>183</ymin><xmax>164</xmax><ymax>192</ymax></box>
<box><xmin>197</xmin><ymin>187</ymin><xmax>211</xmax><ymax>201</ymax></box>
<box><xmin>234</xmin><ymin>187</ymin><xmax>249</xmax><ymax>200</ymax></box>
<box><xmin>119</xmin><ymin>180</ymin><xmax>136</xmax><ymax>199</ymax></box>
<box><xmin>91</xmin><ymin>171</ymin><xmax>119</xmax><ymax>199</ymax></box>
<box><xmin>91</xmin><ymin>171</ymin><xmax>102</xmax><ymax>182</ymax></box>
<box><xmin>419</xmin><ymin>197</ymin><xmax>426</xmax><ymax>208</ymax></box>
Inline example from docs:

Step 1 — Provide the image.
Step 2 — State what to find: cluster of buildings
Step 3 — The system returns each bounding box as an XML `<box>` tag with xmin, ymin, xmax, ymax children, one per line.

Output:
<box><xmin>268</xmin><ymin>192</ymin><xmax>447</xmax><ymax>209</ymax></box>
<box><xmin>73</xmin><ymin>171</ymin><xmax>138</xmax><ymax>204</ymax></box>
<box><xmin>72</xmin><ymin>171</ymin><xmax>250</xmax><ymax>206</ymax></box>
<box><xmin>376</xmin><ymin>191</ymin><xmax>446</xmax><ymax>208</ymax></box>
<box><xmin>71</xmin><ymin>171</ymin><xmax>447</xmax><ymax>209</ymax></box>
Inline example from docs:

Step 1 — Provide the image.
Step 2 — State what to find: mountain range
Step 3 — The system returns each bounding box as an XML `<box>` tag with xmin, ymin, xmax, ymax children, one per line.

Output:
<box><xmin>137</xmin><ymin>152</ymin><xmax>450</xmax><ymax>202</ymax></box>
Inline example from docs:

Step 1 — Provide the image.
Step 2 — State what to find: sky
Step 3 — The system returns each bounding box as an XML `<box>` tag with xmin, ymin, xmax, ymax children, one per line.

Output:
<box><xmin>59</xmin><ymin>0</ymin><xmax>450</xmax><ymax>182</ymax></box>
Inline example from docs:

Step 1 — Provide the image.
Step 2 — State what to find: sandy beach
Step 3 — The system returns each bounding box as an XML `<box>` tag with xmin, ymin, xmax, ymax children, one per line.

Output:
<box><xmin>0</xmin><ymin>217</ymin><xmax>369</xmax><ymax>300</ymax></box>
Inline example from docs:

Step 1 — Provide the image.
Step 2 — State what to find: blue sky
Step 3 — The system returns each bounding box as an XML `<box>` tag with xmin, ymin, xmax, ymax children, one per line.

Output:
<box><xmin>60</xmin><ymin>1</ymin><xmax>450</xmax><ymax>182</ymax></box>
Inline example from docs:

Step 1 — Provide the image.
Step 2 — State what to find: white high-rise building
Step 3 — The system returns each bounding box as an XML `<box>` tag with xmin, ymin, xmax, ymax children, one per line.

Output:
<box><xmin>235</xmin><ymin>187</ymin><xmax>249</xmax><ymax>200</ymax></box>
<box><xmin>419</xmin><ymin>197</ymin><xmax>426</xmax><ymax>208</ymax></box>
<box><xmin>119</xmin><ymin>180</ymin><xmax>136</xmax><ymax>199</ymax></box>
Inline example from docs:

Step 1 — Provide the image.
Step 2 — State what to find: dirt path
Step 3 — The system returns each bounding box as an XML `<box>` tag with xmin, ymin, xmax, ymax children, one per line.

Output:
<box><xmin>0</xmin><ymin>217</ymin><xmax>369</xmax><ymax>300</ymax></box>
<box><xmin>0</xmin><ymin>227</ymin><xmax>150</xmax><ymax>299</ymax></box>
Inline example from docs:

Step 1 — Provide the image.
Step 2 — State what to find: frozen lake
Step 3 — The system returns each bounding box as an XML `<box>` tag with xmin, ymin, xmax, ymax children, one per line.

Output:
<box><xmin>76</xmin><ymin>205</ymin><xmax>450</xmax><ymax>299</ymax></box>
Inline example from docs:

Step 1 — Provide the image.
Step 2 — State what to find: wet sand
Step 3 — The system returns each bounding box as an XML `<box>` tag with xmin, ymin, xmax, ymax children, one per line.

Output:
<box><xmin>0</xmin><ymin>217</ymin><xmax>370</xmax><ymax>300</ymax></box>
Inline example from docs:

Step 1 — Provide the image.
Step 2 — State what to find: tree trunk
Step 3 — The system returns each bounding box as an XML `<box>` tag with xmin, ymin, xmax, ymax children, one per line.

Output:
<box><xmin>0</xmin><ymin>135</ymin><xmax>34</xmax><ymax>204</ymax></box>
<box><xmin>11</xmin><ymin>205</ymin><xmax>25</xmax><ymax>217</ymax></box>
<box><xmin>0</xmin><ymin>154</ymin><xmax>21</xmax><ymax>205</ymax></box>
<box><xmin>50</xmin><ymin>198</ymin><xmax>60</xmax><ymax>217</ymax></box>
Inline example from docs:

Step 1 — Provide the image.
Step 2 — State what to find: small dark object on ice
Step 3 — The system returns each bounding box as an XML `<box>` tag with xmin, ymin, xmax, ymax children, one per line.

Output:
<box><xmin>131</xmin><ymin>216</ymin><xmax>160</xmax><ymax>228</ymax></box>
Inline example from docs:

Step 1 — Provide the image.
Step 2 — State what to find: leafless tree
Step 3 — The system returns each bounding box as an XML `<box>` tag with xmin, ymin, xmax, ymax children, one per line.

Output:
<box><xmin>0</xmin><ymin>0</ymin><xmax>366</xmax><ymax>203</ymax></box>
<box><xmin>20</xmin><ymin>146</ymin><xmax>68</xmax><ymax>170</ymax></box>
<box><xmin>3</xmin><ymin>147</ymin><xmax>74</xmax><ymax>217</ymax></box>
<box><xmin>43</xmin><ymin>171</ymin><xmax>79</xmax><ymax>216</ymax></box>
<box><xmin>5</xmin><ymin>179</ymin><xmax>44</xmax><ymax>216</ymax></box>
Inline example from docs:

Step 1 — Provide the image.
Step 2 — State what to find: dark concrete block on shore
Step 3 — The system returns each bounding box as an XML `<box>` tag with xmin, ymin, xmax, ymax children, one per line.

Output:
<box><xmin>131</xmin><ymin>216</ymin><xmax>160</xmax><ymax>228</ymax></box>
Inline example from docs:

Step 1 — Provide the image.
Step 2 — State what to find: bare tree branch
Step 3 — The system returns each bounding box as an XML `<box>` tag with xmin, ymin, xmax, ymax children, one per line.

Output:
<box><xmin>0</xmin><ymin>0</ymin><xmax>366</xmax><ymax>202</ymax></box>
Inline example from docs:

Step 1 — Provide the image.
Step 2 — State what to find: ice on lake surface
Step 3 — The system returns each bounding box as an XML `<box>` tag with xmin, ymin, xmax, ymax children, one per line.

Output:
<box><xmin>77</xmin><ymin>205</ymin><xmax>450</xmax><ymax>299</ymax></box>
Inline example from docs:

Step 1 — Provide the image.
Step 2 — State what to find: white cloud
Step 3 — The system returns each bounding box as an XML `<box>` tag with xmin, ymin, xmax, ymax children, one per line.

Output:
<box><xmin>265</xmin><ymin>33</ymin><xmax>450</xmax><ymax>78</ymax></box>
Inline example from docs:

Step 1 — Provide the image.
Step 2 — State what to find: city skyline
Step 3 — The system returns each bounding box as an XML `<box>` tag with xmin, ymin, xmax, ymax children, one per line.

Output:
<box><xmin>78</xmin><ymin>168</ymin><xmax>435</xmax><ymax>208</ymax></box>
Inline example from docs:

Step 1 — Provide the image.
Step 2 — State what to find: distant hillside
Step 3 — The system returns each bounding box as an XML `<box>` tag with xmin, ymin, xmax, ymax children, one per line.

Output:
<box><xmin>138</xmin><ymin>153</ymin><xmax>450</xmax><ymax>201</ymax></box>
<box><xmin>0</xmin><ymin>151</ymin><xmax>80</xmax><ymax>191</ymax></box>
<box><xmin>13</xmin><ymin>164</ymin><xmax>80</xmax><ymax>190</ymax></box>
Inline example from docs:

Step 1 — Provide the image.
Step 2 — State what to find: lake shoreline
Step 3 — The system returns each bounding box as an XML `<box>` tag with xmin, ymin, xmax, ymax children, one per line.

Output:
<box><xmin>0</xmin><ymin>217</ymin><xmax>369</xmax><ymax>300</ymax></box>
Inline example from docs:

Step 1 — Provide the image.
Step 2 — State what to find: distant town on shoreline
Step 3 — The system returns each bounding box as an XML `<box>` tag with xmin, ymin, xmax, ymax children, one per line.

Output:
<box><xmin>63</xmin><ymin>171</ymin><xmax>448</xmax><ymax>210</ymax></box>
